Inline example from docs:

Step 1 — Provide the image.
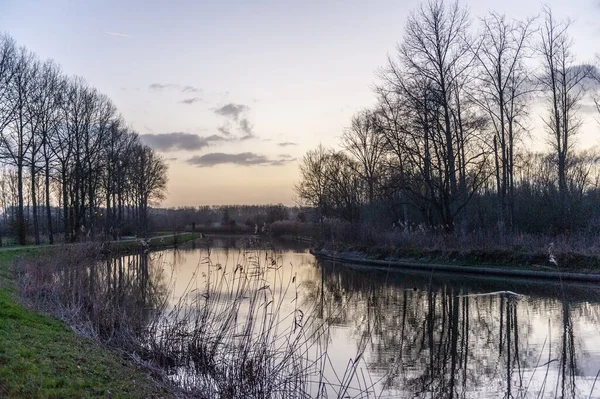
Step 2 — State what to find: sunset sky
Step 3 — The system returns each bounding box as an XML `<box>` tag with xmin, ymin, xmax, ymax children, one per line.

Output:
<box><xmin>2</xmin><ymin>0</ymin><xmax>600</xmax><ymax>207</ymax></box>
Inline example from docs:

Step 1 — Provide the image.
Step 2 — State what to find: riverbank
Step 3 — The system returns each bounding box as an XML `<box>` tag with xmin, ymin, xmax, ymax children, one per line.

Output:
<box><xmin>0</xmin><ymin>249</ymin><xmax>173</xmax><ymax>398</ymax></box>
<box><xmin>108</xmin><ymin>232</ymin><xmax>203</xmax><ymax>252</ymax></box>
<box><xmin>311</xmin><ymin>242</ymin><xmax>600</xmax><ymax>282</ymax></box>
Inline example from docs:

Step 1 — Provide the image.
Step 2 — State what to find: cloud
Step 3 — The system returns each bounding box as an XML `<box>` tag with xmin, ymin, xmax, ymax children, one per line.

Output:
<box><xmin>105</xmin><ymin>31</ymin><xmax>133</xmax><ymax>38</ymax></box>
<box><xmin>583</xmin><ymin>65</ymin><xmax>600</xmax><ymax>90</ymax></box>
<box><xmin>238</xmin><ymin>118</ymin><xmax>254</xmax><ymax>138</ymax></box>
<box><xmin>182</xmin><ymin>85</ymin><xmax>201</xmax><ymax>93</ymax></box>
<box><xmin>149</xmin><ymin>83</ymin><xmax>177</xmax><ymax>90</ymax></box>
<box><xmin>579</xmin><ymin>101</ymin><xmax>599</xmax><ymax>114</ymax></box>
<box><xmin>149</xmin><ymin>83</ymin><xmax>202</xmax><ymax>93</ymax></box>
<box><xmin>213</xmin><ymin>103</ymin><xmax>258</xmax><ymax>139</ymax></box>
<box><xmin>214</xmin><ymin>103</ymin><xmax>249</xmax><ymax>121</ymax></box>
<box><xmin>186</xmin><ymin>152</ymin><xmax>295</xmax><ymax>167</ymax></box>
<box><xmin>271</xmin><ymin>154</ymin><xmax>297</xmax><ymax>166</ymax></box>
<box><xmin>537</xmin><ymin>64</ymin><xmax>600</xmax><ymax>91</ymax></box>
<box><xmin>140</xmin><ymin>132</ymin><xmax>225</xmax><ymax>152</ymax></box>
<box><xmin>205</xmin><ymin>134</ymin><xmax>227</xmax><ymax>141</ymax></box>
<box><xmin>218</xmin><ymin>125</ymin><xmax>232</xmax><ymax>136</ymax></box>
<box><xmin>277</xmin><ymin>142</ymin><xmax>298</xmax><ymax>147</ymax></box>
<box><xmin>180</xmin><ymin>97</ymin><xmax>202</xmax><ymax>105</ymax></box>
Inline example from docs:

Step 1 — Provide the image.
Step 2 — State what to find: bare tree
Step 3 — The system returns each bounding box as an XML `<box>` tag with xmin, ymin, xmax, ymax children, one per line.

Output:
<box><xmin>373</xmin><ymin>86</ymin><xmax>414</xmax><ymax>224</ymax></box>
<box><xmin>295</xmin><ymin>144</ymin><xmax>330</xmax><ymax>229</ymax></box>
<box><xmin>0</xmin><ymin>34</ymin><xmax>170</xmax><ymax>244</ymax></box>
<box><xmin>1</xmin><ymin>45</ymin><xmax>37</xmax><ymax>244</ymax></box>
<box><xmin>375</xmin><ymin>0</ymin><xmax>489</xmax><ymax>231</ymax></box>
<box><xmin>0</xmin><ymin>35</ymin><xmax>16</xmax><ymax>137</ymax></box>
<box><xmin>471</xmin><ymin>13</ymin><xmax>536</xmax><ymax>232</ymax></box>
<box><xmin>37</xmin><ymin>61</ymin><xmax>64</xmax><ymax>244</ymax></box>
<box><xmin>26</xmin><ymin>59</ymin><xmax>63</xmax><ymax>244</ymax></box>
<box><xmin>130</xmin><ymin>143</ymin><xmax>168</xmax><ymax>237</ymax></box>
<box><xmin>84</xmin><ymin>93</ymin><xmax>115</xmax><ymax>236</ymax></box>
<box><xmin>52</xmin><ymin>78</ymin><xmax>76</xmax><ymax>241</ymax></box>
<box><xmin>401</xmin><ymin>0</ymin><xmax>472</xmax><ymax>203</ymax></box>
<box><xmin>102</xmin><ymin>117</ymin><xmax>127</xmax><ymax>238</ymax></box>
<box><xmin>590</xmin><ymin>60</ymin><xmax>600</xmax><ymax>127</ymax></box>
<box><xmin>341</xmin><ymin>110</ymin><xmax>386</xmax><ymax>204</ymax></box>
<box><xmin>538</xmin><ymin>5</ymin><xmax>591</xmax><ymax>226</ymax></box>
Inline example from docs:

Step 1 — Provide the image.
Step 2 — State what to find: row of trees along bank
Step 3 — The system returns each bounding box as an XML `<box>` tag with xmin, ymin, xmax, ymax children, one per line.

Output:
<box><xmin>296</xmin><ymin>2</ymin><xmax>600</xmax><ymax>237</ymax></box>
<box><xmin>0</xmin><ymin>34</ymin><xmax>168</xmax><ymax>245</ymax></box>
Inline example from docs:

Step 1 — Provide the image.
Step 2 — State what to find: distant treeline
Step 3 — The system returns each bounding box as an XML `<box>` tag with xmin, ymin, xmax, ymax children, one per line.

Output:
<box><xmin>0</xmin><ymin>34</ymin><xmax>168</xmax><ymax>244</ymax></box>
<box><xmin>296</xmin><ymin>1</ymin><xmax>600</xmax><ymax>237</ymax></box>
<box><xmin>148</xmin><ymin>204</ymin><xmax>310</xmax><ymax>232</ymax></box>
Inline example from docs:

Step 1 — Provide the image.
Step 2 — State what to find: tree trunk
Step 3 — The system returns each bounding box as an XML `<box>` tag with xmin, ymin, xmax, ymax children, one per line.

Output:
<box><xmin>45</xmin><ymin>159</ymin><xmax>53</xmax><ymax>244</ymax></box>
<box><xmin>62</xmin><ymin>170</ymin><xmax>70</xmax><ymax>242</ymax></box>
<box><xmin>17</xmin><ymin>159</ymin><xmax>25</xmax><ymax>245</ymax></box>
<box><xmin>31</xmin><ymin>161</ymin><xmax>40</xmax><ymax>245</ymax></box>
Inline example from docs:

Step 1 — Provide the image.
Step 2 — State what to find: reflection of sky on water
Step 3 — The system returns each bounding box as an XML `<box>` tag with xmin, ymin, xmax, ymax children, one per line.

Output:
<box><xmin>140</xmin><ymin>237</ymin><xmax>600</xmax><ymax>398</ymax></box>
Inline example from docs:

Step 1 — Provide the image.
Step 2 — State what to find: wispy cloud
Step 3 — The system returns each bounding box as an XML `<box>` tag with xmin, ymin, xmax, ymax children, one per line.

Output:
<box><xmin>277</xmin><ymin>142</ymin><xmax>298</xmax><ymax>147</ymax></box>
<box><xmin>579</xmin><ymin>101</ymin><xmax>599</xmax><ymax>114</ymax></box>
<box><xmin>105</xmin><ymin>31</ymin><xmax>133</xmax><ymax>38</ymax></box>
<box><xmin>140</xmin><ymin>132</ymin><xmax>225</xmax><ymax>152</ymax></box>
<box><xmin>182</xmin><ymin>85</ymin><xmax>201</xmax><ymax>93</ymax></box>
<box><xmin>213</xmin><ymin>103</ymin><xmax>257</xmax><ymax>139</ymax></box>
<box><xmin>180</xmin><ymin>97</ymin><xmax>202</xmax><ymax>105</ymax></box>
<box><xmin>214</xmin><ymin>103</ymin><xmax>249</xmax><ymax>121</ymax></box>
<box><xmin>268</xmin><ymin>154</ymin><xmax>297</xmax><ymax>166</ymax></box>
<box><xmin>149</xmin><ymin>83</ymin><xmax>202</xmax><ymax>93</ymax></box>
<box><xmin>238</xmin><ymin>118</ymin><xmax>255</xmax><ymax>138</ymax></box>
<box><xmin>186</xmin><ymin>152</ymin><xmax>295</xmax><ymax>167</ymax></box>
<box><xmin>149</xmin><ymin>83</ymin><xmax>177</xmax><ymax>90</ymax></box>
<box><xmin>218</xmin><ymin>125</ymin><xmax>232</xmax><ymax>136</ymax></box>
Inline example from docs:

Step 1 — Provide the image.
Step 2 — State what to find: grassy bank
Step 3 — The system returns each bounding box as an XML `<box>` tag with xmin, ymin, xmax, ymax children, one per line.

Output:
<box><xmin>315</xmin><ymin>232</ymin><xmax>600</xmax><ymax>273</ymax></box>
<box><xmin>0</xmin><ymin>250</ymin><xmax>171</xmax><ymax>398</ymax></box>
<box><xmin>110</xmin><ymin>232</ymin><xmax>203</xmax><ymax>252</ymax></box>
<box><xmin>308</xmin><ymin>219</ymin><xmax>600</xmax><ymax>272</ymax></box>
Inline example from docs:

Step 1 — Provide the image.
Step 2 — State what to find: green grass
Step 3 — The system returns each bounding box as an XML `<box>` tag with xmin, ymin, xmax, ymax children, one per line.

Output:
<box><xmin>0</xmin><ymin>250</ymin><xmax>172</xmax><ymax>398</ymax></box>
<box><xmin>111</xmin><ymin>232</ymin><xmax>202</xmax><ymax>252</ymax></box>
<box><xmin>149</xmin><ymin>232</ymin><xmax>202</xmax><ymax>247</ymax></box>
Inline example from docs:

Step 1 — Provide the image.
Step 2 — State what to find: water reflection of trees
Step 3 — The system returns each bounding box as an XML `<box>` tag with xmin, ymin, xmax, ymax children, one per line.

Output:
<box><xmin>22</xmin><ymin>245</ymin><xmax>170</xmax><ymax>349</ymax></box>
<box><xmin>303</xmin><ymin>261</ymin><xmax>600</xmax><ymax>398</ymax></box>
<box><xmin>84</xmin><ymin>250</ymin><xmax>170</xmax><ymax>345</ymax></box>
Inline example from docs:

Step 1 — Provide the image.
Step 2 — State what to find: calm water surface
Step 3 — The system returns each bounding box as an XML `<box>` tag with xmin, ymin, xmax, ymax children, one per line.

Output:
<box><xmin>141</xmin><ymin>236</ymin><xmax>600</xmax><ymax>398</ymax></box>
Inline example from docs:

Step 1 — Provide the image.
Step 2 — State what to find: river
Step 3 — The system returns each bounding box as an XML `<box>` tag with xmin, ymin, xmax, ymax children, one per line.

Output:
<box><xmin>117</xmin><ymin>236</ymin><xmax>600</xmax><ymax>398</ymax></box>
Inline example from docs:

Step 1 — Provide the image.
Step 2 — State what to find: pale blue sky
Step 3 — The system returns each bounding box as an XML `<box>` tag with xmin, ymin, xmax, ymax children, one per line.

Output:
<box><xmin>2</xmin><ymin>0</ymin><xmax>600</xmax><ymax>206</ymax></box>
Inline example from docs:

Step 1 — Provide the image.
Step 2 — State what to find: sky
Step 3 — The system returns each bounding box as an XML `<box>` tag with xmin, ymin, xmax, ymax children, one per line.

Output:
<box><xmin>2</xmin><ymin>0</ymin><xmax>600</xmax><ymax>207</ymax></box>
